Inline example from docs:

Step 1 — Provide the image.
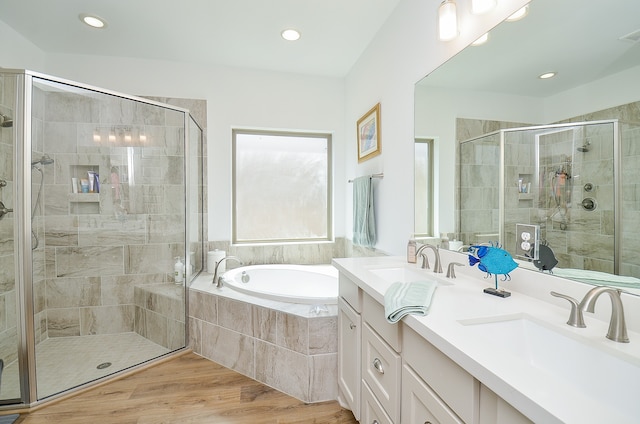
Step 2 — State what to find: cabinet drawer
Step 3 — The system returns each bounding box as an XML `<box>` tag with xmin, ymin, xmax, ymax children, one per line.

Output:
<box><xmin>362</xmin><ymin>381</ymin><xmax>393</xmax><ymax>424</ymax></box>
<box><xmin>402</xmin><ymin>363</ymin><xmax>464</xmax><ymax>424</ymax></box>
<box><xmin>363</xmin><ymin>292</ymin><xmax>402</xmax><ymax>351</ymax></box>
<box><xmin>402</xmin><ymin>325</ymin><xmax>478</xmax><ymax>424</ymax></box>
<box><xmin>340</xmin><ymin>273</ymin><xmax>362</xmax><ymax>312</ymax></box>
<box><xmin>362</xmin><ymin>323</ymin><xmax>401</xmax><ymax>422</ymax></box>
<box><xmin>338</xmin><ymin>298</ymin><xmax>361</xmax><ymax>420</ymax></box>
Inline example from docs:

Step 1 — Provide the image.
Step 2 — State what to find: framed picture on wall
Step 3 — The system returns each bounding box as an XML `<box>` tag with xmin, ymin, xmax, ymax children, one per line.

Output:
<box><xmin>356</xmin><ymin>103</ymin><xmax>381</xmax><ymax>162</ymax></box>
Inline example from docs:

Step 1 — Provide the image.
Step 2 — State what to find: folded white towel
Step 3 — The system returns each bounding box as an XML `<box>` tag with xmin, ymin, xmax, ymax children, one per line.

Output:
<box><xmin>384</xmin><ymin>280</ymin><xmax>437</xmax><ymax>323</ymax></box>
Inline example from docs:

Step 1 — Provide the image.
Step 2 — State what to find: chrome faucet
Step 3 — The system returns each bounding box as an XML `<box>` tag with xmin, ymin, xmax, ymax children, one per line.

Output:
<box><xmin>580</xmin><ymin>286</ymin><xmax>629</xmax><ymax>343</ymax></box>
<box><xmin>417</xmin><ymin>244</ymin><xmax>443</xmax><ymax>273</ymax></box>
<box><xmin>551</xmin><ymin>286</ymin><xmax>629</xmax><ymax>343</ymax></box>
<box><xmin>213</xmin><ymin>256</ymin><xmax>242</xmax><ymax>288</ymax></box>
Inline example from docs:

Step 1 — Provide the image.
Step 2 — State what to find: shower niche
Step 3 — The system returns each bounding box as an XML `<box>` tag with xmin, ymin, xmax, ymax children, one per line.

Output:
<box><xmin>0</xmin><ymin>69</ymin><xmax>205</xmax><ymax>408</ymax></box>
<box><xmin>458</xmin><ymin>119</ymin><xmax>623</xmax><ymax>275</ymax></box>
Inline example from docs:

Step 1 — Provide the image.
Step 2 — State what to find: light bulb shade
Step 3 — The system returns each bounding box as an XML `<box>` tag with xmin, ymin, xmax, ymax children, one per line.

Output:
<box><xmin>438</xmin><ymin>0</ymin><xmax>458</xmax><ymax>41</ymax></box>
<box><xmin>471</xmin><ymin>0</ymin><xmax>496</xmax><ymax>15</ymax></box>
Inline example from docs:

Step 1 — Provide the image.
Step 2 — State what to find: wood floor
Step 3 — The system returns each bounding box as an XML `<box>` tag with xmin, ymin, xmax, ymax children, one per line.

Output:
<box><xmin>9</xmin><ymin>352</ymin><xmax>358</xmax><ymax>424</ymax></box>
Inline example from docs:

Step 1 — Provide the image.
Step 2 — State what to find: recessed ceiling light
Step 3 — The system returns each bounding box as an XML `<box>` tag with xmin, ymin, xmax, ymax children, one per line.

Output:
<box><xmin>281</xmin><ymin>29</ymin><xmax>301</xmax><ymax>41</ymax></box>
<box><xmin>538</xmin><ymin>72</ymin><xmax>557</xmax><ymax>79</ymax></box>
<box><xmin>471</xmin><ymin>32</ymin><xmax>489</xmax><ymax>46</ymax></box>
<box><xmin>80</xmin><ymin>14</ymin><xmax>107</xmax><ymax>29</ymax></box>
<box><xmin>505</xmin><ymin>5</ymin><xmax>529</xmax><ymax>22</ymax></box>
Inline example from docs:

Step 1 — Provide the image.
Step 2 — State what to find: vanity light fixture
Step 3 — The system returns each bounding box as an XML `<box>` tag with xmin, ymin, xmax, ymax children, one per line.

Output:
<box><xmin>438</xmin><ymin>0</ymin><xmax>459</xmax><ymax>41</ymax></box>
<box><xmin>538</xmin><ymin>71</ymin><xmax>557</xmax><ymax>79</ymax></box>
<box><xmin>471</xmin><ymin>0</ymin><xmax>496</xmax><ymax>15</ymax></box>
<box><xmin>505</xmin><ymin>5</ymin><xmax>529</xmax><ymax>22</ymax></box>
<box><xmin>471</xmin><ymin>32</ymin><xmax>489</xmax><ymax>46</ymax></box>
<box><xmin>79</xmin><ymin>13</ymin><xmax>107</xmax><ymax>29</ymax></box>
<box><xmin>281</xmin><ymin>29</ymin><xmax>301</xmax><ymax>41</ymax></box>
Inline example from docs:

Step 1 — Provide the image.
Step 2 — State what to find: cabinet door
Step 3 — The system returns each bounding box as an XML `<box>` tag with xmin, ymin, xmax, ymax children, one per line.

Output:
<box><xmin>362</xmin><ymin>381</ymin><xmax>393</xmax><ymax>424</ymax></box>
<box><xmin>362</xmin><ymin>323</ymin><xmax>401</xmax><ymax>423</ymax></box>
<box><xmin>401</xmin><ymin>364</ymin><xmax>464</xmax><ymax>424</ymax></box>
<box><xmin>338</xmin><ymin>297</ymin><xmax>361</xmax><ymax>420</ymax></box>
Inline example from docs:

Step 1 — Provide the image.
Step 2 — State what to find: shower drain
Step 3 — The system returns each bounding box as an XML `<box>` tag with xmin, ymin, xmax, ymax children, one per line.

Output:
<box><xmin>96</xmin><ymin>362</ymin><xmax>112</xmax><ymax>370</ymax></box>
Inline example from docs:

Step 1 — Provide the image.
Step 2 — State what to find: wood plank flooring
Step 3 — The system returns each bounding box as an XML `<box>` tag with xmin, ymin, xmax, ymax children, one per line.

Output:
<box><xmin>9</xmin><ymin>352</ymin><xmax>358</xmax><ymax>424</ymax></box>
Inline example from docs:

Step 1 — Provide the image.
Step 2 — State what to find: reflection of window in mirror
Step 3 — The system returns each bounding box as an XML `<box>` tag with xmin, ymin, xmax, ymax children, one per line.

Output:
<box><xmin>414</xmin><ymin>138</ymin><xmax>434</xmax><ymax>237</ymax></box>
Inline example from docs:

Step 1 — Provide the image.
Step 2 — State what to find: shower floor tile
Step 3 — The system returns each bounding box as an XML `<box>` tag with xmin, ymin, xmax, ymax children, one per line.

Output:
<box><xmin>1</xmin><ymin>333</ymin><xmax>170</xmax><ymax>401</ymax></box>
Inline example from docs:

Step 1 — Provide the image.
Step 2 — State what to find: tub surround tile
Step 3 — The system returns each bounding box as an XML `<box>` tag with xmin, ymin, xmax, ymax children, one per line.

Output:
<box><xmin>277</xmin><ymin>312</ymin><xmax>308</xmax><ymax>354</ymax></box>
<box><xmin>252</xmin><ymin>305</ymin><xmax>276</xmax><ymax>343</ymax></box>
<box><xmin>189</xmin><ymin>276</ymin><xmax>340</xmax><ymax>404</ymax></box>
<box><xmin>201</xmin><ymin>322</ymin><xmax>254</xmax><ymax>378</ymax></box>
<box><xmin>218</xmin><ymin>297</ymin><xmax>252</xmax><ymax>335</ymax></box>
<box><xmin>189</xmin><ymin>290</ymin><xmax>217</xmax><ymax>324</ymax></box>
<box><xmin>255</xmin><ymin>340</ymin><xmax>308</xmax><ymax>401</ymax></box>
<box><xmin>308</xmin><ymin>316</ymin><xmax>337</xmax><ymax>354</ymax></box>
<box><xmin>309</xmin><ymin>353</ymin><xmax>338</xmax><ymax>402</ymax></box>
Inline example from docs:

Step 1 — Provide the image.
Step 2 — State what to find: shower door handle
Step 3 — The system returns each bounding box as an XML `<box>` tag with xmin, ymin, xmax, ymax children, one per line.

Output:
<box><xmin>0</xmin><ymin>201</ymin><xmax>12</xmax><ymax>219</ymax></box>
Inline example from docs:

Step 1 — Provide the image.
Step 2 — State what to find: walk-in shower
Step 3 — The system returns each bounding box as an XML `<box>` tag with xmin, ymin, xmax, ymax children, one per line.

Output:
<box><xmin>0</xmin><ymin>69</ymin><xmax>204</xmax><ymax>409</ymax></box>
<box><xmin>458</xmin><ymin>119</ymin><xmax>640</xmax><ymax>279</ymax></box>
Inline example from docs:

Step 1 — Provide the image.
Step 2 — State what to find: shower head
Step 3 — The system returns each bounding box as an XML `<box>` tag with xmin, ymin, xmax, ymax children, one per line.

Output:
<box><xmin>31</xmin><ymin>155</ymin><xmax>55</xmax><ymax>167</ymax></box>
<box><xmin>0</xmin><ymin>114</ymin><xmax>12</xmax><ymax>128</ymax></box>
<box><xmin>577</xmin><ymin>141</ymin><xmax>590</xmax><ymax>152</ymax></box>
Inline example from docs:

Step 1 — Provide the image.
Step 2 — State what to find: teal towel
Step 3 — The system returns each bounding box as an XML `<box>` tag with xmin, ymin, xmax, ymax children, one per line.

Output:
<box><xmin>353</xmin><ymin>176</ymin><xmax>376</xmax><ymax>247</ymax></box>
<box><xmin>384</xmin><ymin>280</ymin><xmax>437</xmax><ymax>323</ymax></box>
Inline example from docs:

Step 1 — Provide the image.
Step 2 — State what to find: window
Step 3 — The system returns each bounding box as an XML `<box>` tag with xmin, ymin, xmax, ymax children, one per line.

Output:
<box><xmin>232</xmin><ymin>129</ymin><xmax>332</xmax><ymax>244</ymax></box>
<box><xmin>415</xmin><ymin>138</ymin><xmax>434</xmax><ymax>237</ymax></box>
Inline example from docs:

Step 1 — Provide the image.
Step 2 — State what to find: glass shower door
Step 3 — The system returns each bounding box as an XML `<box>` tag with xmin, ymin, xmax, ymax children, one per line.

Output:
<box><xmin>30</xmin><ymin>76</ymin><xmax>188</xmax><ymax>399</ymax></box>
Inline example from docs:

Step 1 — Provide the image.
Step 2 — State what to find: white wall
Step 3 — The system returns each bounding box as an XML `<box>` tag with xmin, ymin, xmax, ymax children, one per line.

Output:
<box><xmin>0</xmin><ymin>0</ymin><xmax>527</xmax><ymax>255</ymax></box>
<box><xmin>0</xmin><ymin>20</ymin><xmax>45</xmax><ymax>71</ymax></box>
<box><xmin>343</xmin><ymin>0</ymin><xmax>529</xmax><ymax>255</ymax></box>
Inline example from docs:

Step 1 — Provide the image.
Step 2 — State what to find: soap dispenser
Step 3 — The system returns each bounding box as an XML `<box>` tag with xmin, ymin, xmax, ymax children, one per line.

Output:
<box><xmin>174</xmin><ymin>257</ymin><xmax>184</xmax><ymax>285</ymax></box>
<box><xmin>407</xmin><ymin>236</ymin><xmax>417</xmax><ymax>263</ymax></box>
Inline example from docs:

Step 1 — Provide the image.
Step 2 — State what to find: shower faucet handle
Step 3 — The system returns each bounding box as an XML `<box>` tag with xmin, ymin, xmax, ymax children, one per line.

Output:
<box><xmin>0</xmin><ymin>201</ymin><xmax>13</xmax><ymax>220</ymax></box>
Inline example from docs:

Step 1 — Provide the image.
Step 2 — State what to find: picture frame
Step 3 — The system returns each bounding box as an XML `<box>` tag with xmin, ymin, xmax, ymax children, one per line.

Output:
<box><xmin>356</xmin><ymin>103</ymin><xmax>381</xmax><ymax>162</ymax></box>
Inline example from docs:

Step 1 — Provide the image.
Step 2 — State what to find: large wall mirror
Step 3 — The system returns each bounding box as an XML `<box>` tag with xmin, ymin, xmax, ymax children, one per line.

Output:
<box><xmin>414</xmin><ymin>0</ymin><xmax>640</xmax><ymax>295</ymax></box>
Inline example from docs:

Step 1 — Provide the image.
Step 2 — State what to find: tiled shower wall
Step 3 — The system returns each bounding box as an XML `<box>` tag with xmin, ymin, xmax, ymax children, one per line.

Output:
<box><xmin>456</xmin><ymin>100</ymin><xmax>640</xmax><ymax>275</ymax></box>
<box><xmin>30</xmin><ymin>84</ymin><xmax>199</xmax><ymax>346</ymax></box>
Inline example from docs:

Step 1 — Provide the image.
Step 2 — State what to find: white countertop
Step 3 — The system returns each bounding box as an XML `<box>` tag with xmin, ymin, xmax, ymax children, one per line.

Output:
<box><xmin>332</xmin><ymin>254</ymin><xmax>640</xmax><ymax>424</ymax></box>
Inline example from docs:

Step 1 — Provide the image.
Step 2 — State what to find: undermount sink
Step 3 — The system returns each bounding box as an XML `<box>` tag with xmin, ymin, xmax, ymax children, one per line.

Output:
<box><xmin>459</xmin><ymin>314</ymin><xmax>640</xmax><ymax>417</ymax></box>
<box><xmin>369</xmin><ymin>266</ymin><xmax>450</xmax><ymax>285</ymax></box>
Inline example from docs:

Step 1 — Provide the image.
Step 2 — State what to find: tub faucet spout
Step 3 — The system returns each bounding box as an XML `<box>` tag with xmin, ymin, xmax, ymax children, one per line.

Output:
<box><xmin>213</xmin><ymin>256</ymin><xmax>242</xmax><ymax>288</ymax></box>
<box><xmin>579</xmin><ymin>286</ymin><xmax>629</xmax><ymax>343</ymax></box>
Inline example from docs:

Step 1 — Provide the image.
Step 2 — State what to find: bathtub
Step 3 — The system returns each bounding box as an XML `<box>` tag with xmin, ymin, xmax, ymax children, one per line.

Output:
<box><xmin>221</xmin><ymin>264</ymin><xmax>338</xmax><ymax>305</ymax></box>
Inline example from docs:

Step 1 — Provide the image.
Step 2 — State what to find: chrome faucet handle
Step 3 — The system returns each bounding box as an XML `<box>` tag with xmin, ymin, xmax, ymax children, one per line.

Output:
<box><xmin>446</xmin><ymin>262</ymin><xmax>464</xmax><ymax>278</ymax></box>
<box><xmin>550</xmin><ymin>291</ymin><xmax>586</xmax><ymax>328</ymax></box>
<box><xmin>580</xmin><ymin>286</ymin><xmax>629</xmax><ymax>343</ymax></box>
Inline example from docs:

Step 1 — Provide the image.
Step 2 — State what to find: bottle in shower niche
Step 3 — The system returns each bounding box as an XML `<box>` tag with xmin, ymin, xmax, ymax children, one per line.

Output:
<box><xmin>174</xmin><ymin>257</ymin><xmax>184</xmax><ymax>285</ymax></box>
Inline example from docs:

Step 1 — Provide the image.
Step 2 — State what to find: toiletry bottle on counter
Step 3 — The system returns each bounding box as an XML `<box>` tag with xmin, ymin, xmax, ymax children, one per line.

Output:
<box><xmin>174</xmin><ymin>257</ymin><xmax>184</xmax><ymax>284</ymax></box>
<box><xmin>407</xmin><ymin>237</ymin><xmax>417</xmax><ymax>263</ymax></box>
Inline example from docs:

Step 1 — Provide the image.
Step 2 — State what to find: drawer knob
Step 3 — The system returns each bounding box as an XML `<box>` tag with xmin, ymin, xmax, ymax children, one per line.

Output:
<box><xmin>373</xmin><ymin>358</ymin><xmax>384</xmax><ymax>374</ymax></box>
<box><xmin>372</xmin><ymin>421</ymin><xmax>379</xmax><ymax>424</ymax></box>
<box><xmin>349</xmin><ymin>323</ymin><xmax>356</xmax><ymax>330</ymax></box>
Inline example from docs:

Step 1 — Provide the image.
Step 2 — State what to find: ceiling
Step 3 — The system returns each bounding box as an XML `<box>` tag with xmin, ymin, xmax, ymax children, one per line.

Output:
<box><xmin>420</xmin><ymin>0</ymin><xmax>640</xmax><ymax>97</ymax></box>
<box><xmin>0</xmin><ymin>0</ymin><xmax>401</xmax><ymax>78</ymax></box>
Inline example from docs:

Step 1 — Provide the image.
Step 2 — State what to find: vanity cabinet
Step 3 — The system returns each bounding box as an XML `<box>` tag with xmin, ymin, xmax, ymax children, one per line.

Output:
<box><xmin>338</xmin><ymin>274</ymin><xmax>362</xmax><ymax>420</ymax></box>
